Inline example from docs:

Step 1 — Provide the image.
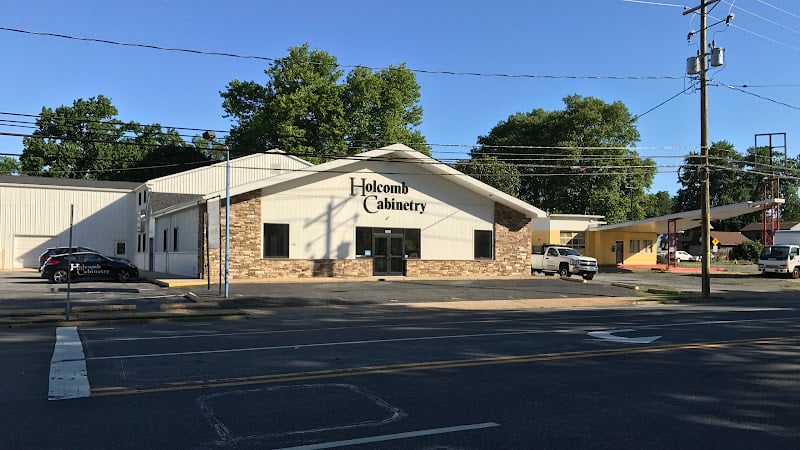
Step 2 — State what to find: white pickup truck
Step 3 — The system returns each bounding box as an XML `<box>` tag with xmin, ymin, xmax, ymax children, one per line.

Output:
<box><xmin>759</xmin><ymin>231</ymin><xmax>800</xmax><ymax>278</ymax></box>
<box><xmin>531</xmin><ymin>245</ymin><xmax>599</xmax><ymax>280</ymax></box>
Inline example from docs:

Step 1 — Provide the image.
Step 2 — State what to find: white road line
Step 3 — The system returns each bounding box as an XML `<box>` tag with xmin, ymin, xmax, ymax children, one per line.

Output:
<box><xmin>86</xmin><ymin>329</ymin><xmax>574</xmax><ymax>360</ymax></box>
<box><xmin>84</xmin><ymin>315</ymin><xmax>800</xmax><ymax>361</ymax></box>
<box><xmin>83</xmin><ymin>311</ymin><xmax>690</xmax><ymax>343</ymax></box>
<box><xmin>274</xmin><ymin>422</ymin><xmax>500</xmax><ymax>450</ymax></box>
<box><xmin>48</xmin><ymin>327</ymin><xmax>90</xmax><ymax>401</ymax></box>
<box><xmin>87</xmin><ymin>309</ymin><xmax>796</xmax><ymax>344</ymax></box>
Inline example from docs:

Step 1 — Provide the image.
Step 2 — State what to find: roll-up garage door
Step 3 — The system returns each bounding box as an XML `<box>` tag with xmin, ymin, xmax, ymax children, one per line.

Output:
<box><xmin>14</xmin><ymin>235</ymin><xmax>55</xmax><ymax>269</ymax></box>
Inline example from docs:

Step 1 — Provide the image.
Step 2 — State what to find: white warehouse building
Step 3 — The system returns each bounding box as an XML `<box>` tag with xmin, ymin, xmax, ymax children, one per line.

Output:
<box><xmin>1</xmin><ymin>145</ymin><xmax>545</xmax><ymax>279</ymax></box>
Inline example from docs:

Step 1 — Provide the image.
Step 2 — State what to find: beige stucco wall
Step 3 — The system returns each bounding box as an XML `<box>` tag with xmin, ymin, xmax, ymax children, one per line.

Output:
<box><xmin>588</xmin><ymin>230</ymin><xmax>658</xmax><ymax>266</ymax></box>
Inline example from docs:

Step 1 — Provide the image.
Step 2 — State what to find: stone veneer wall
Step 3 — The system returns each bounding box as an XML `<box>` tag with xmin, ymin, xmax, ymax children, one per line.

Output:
<box><xmin>405</xmin><ymin>203</ymin><xmax>531</xmax><ymax>277</ymax></box>
<box><xmin>199</xmin><ymin>194</ymin><xmax>531</xmax><ymax>280</ymax></box>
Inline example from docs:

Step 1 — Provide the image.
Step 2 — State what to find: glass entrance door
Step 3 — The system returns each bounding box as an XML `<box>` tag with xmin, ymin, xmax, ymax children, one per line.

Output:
<box><xmin>372</xmin><ymin>233</ymin><xmax>404</xmax><ymax>276</ymax></box>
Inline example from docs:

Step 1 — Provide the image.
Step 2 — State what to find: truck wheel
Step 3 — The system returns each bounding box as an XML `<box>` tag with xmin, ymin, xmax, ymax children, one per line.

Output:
<box><xmin>559</xmin><ymin>265</ymin><xmax>570</xmax><ymax>277</ymax></box>
<box><xmin>582</xmin><ymin>273</ymin><xmax>595</xmax><ymax>281</ymax></box>
<box><xmin>793</xmin><ymin>267</ymin><xmax>800</xmax><ymax>279</ymax></box>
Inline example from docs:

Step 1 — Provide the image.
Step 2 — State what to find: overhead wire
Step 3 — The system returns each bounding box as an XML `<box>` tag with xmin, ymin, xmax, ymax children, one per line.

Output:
<box><xmin>710</xmin><ymin>80</ymin><xmax>800</xmax><ymax>110</ymax></box>
<box><xmin>720</xmin><ymin>0</ymin><xmax>800</xmax><ymax>35</ymax></box>
<box><xmin>0</xmin><ymin>111</ymin><xmax>229</xmax><ymax>136</ymax></box>
<box><xmin>635</xmin><ymin>83</ymin><xmax>697</xmax><ymax>118</ymax></box>
<box><xmin>755</xmin><ymin>0</ymin><xmax>800</xmax><ymax>21</ymax></box>
<box><xmin>709</xmin><ymin>13</ymin><xmax>800</xmax><ymax>52</ymax></box>
<box><xmin>0</xmin><ymin>26</ymin><xmax>683</xmax><ymax>81</ymax></box>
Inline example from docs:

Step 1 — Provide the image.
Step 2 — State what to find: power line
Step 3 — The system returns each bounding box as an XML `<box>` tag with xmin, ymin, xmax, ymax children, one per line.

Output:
<box><xmin>0</xmin><ymin>111</ymin><xmax>229</xmax><ymax>136</ymax></box>
<box><xmin>710</xmin><ymin>13</ymin><xmax>800</xmax><ymax>52</ymax></box>
<box><xmin>0</xmin><ymin>26</ymin><xmax>683</xmax><ymax>81</ymax></box>
<box><xmin>720</xmin><ymin>0</ymin><xmax>800</xmax><ymax>35</ymax></box>
<box><xmin>756</xmin><ymin>0</ymin><xmax>800</xmax><ymax>21</ymax></box>
<box><xmin>620</xmin><ymin>0</ymin><xmax>687</xmax><ymax>8</ymax></box>
<box><xmin>718</xmin><ymin>83</ymin><xmax>800</xmax><ymax>88</ymax></box>
<box><xmin>710</xmin><ymin>80</ymin><xmax>800</xmax><ymax>111</ymax></box>
<box><xmin>635</xmin><ymin>83</ymin><xmax>697</xmax><ymax>118</ymax></box>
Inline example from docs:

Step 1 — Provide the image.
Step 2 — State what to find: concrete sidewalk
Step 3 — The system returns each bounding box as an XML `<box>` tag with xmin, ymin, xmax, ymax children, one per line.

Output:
<box><xmin>1</xmin><ymin>267</ymin><xmax>782</xmax><ymax>328</ymax></box>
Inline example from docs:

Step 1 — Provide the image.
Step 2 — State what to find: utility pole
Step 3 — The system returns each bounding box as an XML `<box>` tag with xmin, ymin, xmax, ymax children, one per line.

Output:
<box><xmin>684</xmin><ymin>0</ymin><xmax>721</xmax><ymax>300</ymax></box>
<box><xmin>625</xmin><ymin>185</ymin><xmax>635</xmax><ymax>221</ymax></box>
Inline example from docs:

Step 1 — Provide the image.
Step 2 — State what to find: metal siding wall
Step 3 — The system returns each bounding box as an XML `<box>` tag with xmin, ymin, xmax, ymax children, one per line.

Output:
<box><xmin>152</xmin><ymin>207</ymin><xmax>199</xmax><ymax>276</ymax></box>
<box><xmin>149</xmin><ymin>154</ymin><xmax>310</xmax><ymax>194</ymax></box>
<box><xmin>261</xmin><ymin>162</ymin><xmax>494</xmax><ymax>260</ymax></box>
<box><xmin>173</xmin><ymin>208</ymin><xmax>198</xmax><ymax>254</ymax></box>
<box><xmin>0</xmin><ymin>185</ymin><xmax>135</xmax><ymax>269</ymax></box>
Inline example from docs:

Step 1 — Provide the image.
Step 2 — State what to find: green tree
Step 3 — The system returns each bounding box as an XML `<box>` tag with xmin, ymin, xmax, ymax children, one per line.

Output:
<box><xmin>343</xmin><ymin>65</ymin><xmax>429</xmax><ymax>153</ymax></box>
<box><xmin>780</xmin><ymin>188</ymin><xmax>800</xmax><ymax>222</ymax></box>
<box><xmin>474</xmin><ymin>95</ymin><xmax>651</xmax><ymax>223</ymax></box>
<box><xmin>106</xmin><ymin>127</ymin><xmax>213</xmax><ymax>182</ymax></box>
<box><xmin>454</xmin><ymin>154</ymin><xmax>521</xmax><ymax>196</ymax></box>
<box><xmin>742</xmin><ymin>147</ymin><xmax>800</xmax><ymax>223</ymax></box>
<box><xmin>643</xmin><ymin>191</ymin><xmax>675</xmax><ymax>218</ymax></box>
<box><xmin>18</xmin><ymin>96</ymin><xmax>203</xmax><ymax>181</ymax></box>
<box><xmin>221</xmin><ymin>44</ymin><xmax>429</xmax><ymax>161</ymax></box>
<box><xmin>730</xmin><ymin>240</ymin><xmax>763</xmax><ymax>262</ymax></box>
<box><xmin>673</xmin><ymin>140</ymin><xmax>759</xmax><ymax>230</ymax></box>
<box><xmin>0</xmin><ymin>156</ymin><xmax>18</xmax><ymax>175</ymax></box>
<box><xmin>20</xmin><ymin>96</ymin><xmax>142</xmax><ymax>179</ymax></box>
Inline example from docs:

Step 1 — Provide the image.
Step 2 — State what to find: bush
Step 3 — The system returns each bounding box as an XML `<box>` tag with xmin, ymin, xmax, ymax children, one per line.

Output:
<box><xmin>730</xmin><ymin>240</ymin><xmax>763</xmax><ymax>262</ymax></box>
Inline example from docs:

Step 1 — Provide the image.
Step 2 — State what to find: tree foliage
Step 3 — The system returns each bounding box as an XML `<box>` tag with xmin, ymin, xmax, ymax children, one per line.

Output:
<box><xmin>643</xmin><ymin>191</ymin><xmax>674</xmax><ymax>218</ymax></box>
<box><xmin>0</xmin><ymin>156</ymin><xmax>18</xmax><ymax>175</ymax></box>
<box><xmin>730</xmin><ymin>240</ymin><xmax>763</xmax><ymax>262</ymax></box>
<box><xmin>474</xmin><ymin>95</ymin><xmax>651</xmax><ymax>222</ymax></box>
<box><xmin>221</xmin><ymin>44</ymin><xmax>429</xmax><ymax>162</ymax></box>
<box><xmin>18</xmin><ymin>96</ymin><xmax>209</xmax><ymax>182</ymax></box>
<box><xmin>454</xmin><ymin>154</ymin><xmax>521</xmax><ymax>196</ymax></box>
<box><xmin>674</xmin><ymin>140</ymin><xmax>800</xmax><ymax>229</ymax></box>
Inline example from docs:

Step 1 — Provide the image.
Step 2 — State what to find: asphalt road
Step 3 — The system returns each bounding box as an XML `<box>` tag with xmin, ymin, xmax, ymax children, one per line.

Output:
<box><xmin>2</xmin><ymin>297</ymin><xmax>799</xmax><ymax>449</ymax></box>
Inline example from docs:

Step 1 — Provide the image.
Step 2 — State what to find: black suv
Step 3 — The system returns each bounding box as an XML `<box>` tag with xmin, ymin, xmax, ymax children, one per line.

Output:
<box><xmin>41</xmin><ymin>251</ymin><xmax>139</xmax><ymax>283</ymax></box>
<box><xmin>38</xmin><ymin>246</ymin><xmax>98</xmax><ymax>272</ymax></box>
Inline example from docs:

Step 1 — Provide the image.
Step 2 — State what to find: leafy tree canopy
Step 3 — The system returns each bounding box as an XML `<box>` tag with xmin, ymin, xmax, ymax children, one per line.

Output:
<box><xmin>454</xmin><ymin>154</ymin><xmax>521</xmax><ymax>197</ymax></box>
<box><xmin>674</xmin><ymin>140</ymin><xmax>800</xmax><ymax>230</ymax></box>
<box><xmin>0</xmin><ymin>156</ymin><xmax>19</xmax><ymax>175</ymax></box>
<box><xmin>474</xmin><ymin>95</ymin><xmax>651</xmax><ymax>223</ymax></box>
<box><xmin>221</xmin><ymin>44</ymin><xmax>429</xmax><ymax>162</ymax></box>
<box><xmin>19</xmin><ymin>95</ymin><xmax>210</xmax><ymax>182</ymax></box>
<box><xmin>643</xmin><ymin>191</ymin><xmax>674</xmax><ymax>218</ymax></box>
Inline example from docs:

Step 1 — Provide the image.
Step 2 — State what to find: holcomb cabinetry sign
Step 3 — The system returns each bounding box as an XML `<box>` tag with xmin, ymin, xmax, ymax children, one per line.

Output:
<box><xmin>350</xmin><ymin>177</ymin><xmax>427</xmax><ymax>214</ymax></box>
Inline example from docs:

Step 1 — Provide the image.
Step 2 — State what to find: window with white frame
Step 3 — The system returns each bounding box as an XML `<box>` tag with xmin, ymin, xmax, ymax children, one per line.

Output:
<box><xmin>559</xmin><ymin>232</ymin><xmax>586</xmax><ymax>252</ymax></box>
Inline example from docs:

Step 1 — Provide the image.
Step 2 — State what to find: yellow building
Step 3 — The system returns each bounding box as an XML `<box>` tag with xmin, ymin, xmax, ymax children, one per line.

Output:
<box><xmin>533</xmin><ymin>199</ymin><xmax>784</xmax><ymax>267</ymax></box>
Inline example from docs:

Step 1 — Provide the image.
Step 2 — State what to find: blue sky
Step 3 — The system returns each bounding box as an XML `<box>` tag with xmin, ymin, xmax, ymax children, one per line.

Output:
<box><xmin>2</xmin><ymin>0</ymin><xmax>799</xmax><ymax>195</ymax></box>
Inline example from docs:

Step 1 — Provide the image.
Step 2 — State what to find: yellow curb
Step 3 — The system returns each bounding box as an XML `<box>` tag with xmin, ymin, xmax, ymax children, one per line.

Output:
<box><xmin>0</xmin><ymin>308</ymin><xmax>65</xmax><ymax>316</ymax></box>
<box><xmin>72</xmin><ymin>305</ymin><xmax>136</xmax><ymax>312</ymax></box>
<box><xmin>560</xmin><ymin>276</ymin><xmax>587</xmax><ymax>283</ymax></box>
<box><xmin>160</xmin><ymin>302</ymin><xmax>220</xmax><ymax>310</ymax></box>
<box><xmin>152</xmin><ymin>275</ymin><xmax>537</xmax><ymax>286</ymax></box>
<box><xmin>611</xmin><ymin>282</ymin><xmax>640</xmax><ymax>290</ymax></box>
<box><xmin>646</xmin><ymin>288</ymin><xmax>683</xmax><ymax>295</ymax></box>
<box><xmin>149</xmin><ymin>279</ymin><xmax>208</xmax><ymax>288</ymax></box>
<box><xmin>389</xmin><ymin>297</ymin><xmax>641</xmax><ymax>310</ymax></box>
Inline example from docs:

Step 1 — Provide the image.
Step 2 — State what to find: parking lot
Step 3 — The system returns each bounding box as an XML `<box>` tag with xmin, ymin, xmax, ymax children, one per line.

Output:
<box><xmin>0</xmin><ymin>271</ymin><xmax>183</xmax><ymax>313</ymax></box>
<box><xmin>1</xmin><ymin>265</ymin><xmax>798</xmax><ymax>325</ymax></box>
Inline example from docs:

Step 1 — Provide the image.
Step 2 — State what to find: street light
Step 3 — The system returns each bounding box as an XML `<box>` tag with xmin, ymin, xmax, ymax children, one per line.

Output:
<box><xmin>203</xmin><ymin>131</ymin><xmax>230</xmax><ymax>298</ymax></box>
